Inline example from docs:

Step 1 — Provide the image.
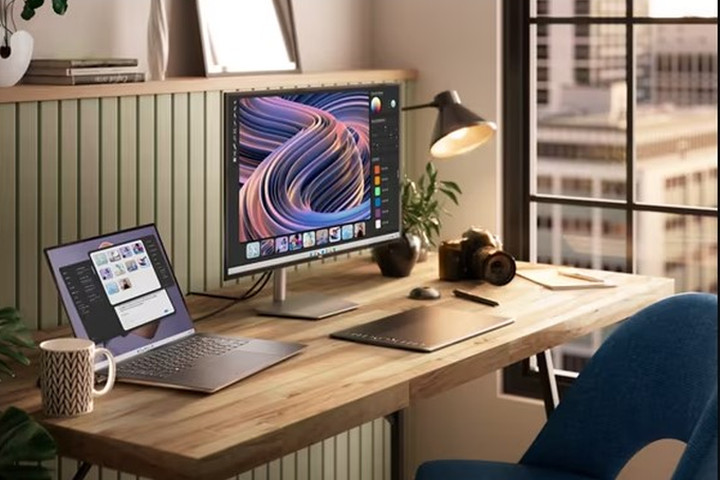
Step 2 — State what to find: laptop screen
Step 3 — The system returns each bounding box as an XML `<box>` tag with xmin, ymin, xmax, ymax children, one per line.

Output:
<box><xmin>45</xmin><ymin>225</ymin><xmax>194</xmax><ymax>363</ymax></box>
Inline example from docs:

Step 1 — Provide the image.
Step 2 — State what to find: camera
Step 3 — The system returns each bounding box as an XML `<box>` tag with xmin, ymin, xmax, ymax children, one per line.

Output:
<box><xmin>438</xmin><ymin>227</ymin><xmax>516</xmax><ymax>285</ymax></box>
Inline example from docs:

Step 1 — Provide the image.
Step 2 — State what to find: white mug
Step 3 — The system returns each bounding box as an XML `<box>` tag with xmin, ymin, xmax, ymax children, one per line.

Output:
<box><xmin>39</xmin><ymin>338</ymin><xmax>116</xmax><ymax>417</ymax></box>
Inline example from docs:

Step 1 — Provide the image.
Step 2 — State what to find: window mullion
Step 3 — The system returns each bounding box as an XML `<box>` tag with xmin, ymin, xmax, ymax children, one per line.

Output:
<box><xmin>626</xmin><ymin>0</ymin><xmax>636</xmax><ymax>273</ymax></box>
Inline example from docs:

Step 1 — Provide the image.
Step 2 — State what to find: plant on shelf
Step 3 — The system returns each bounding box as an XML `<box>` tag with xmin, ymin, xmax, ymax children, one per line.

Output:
<box><xmin>0</xmin><ymin>306</ymin><xmax>57</xmax><ymax>480</ymax></box>
<box><xmin>1</xmin><ymin>0</ymin><xmax>68</xmax><ymax>44</ymax></box>
<box><xmin>402</xmin><ymin>160</ymin><xmax>462</xmax><ymax>255</ymax></box>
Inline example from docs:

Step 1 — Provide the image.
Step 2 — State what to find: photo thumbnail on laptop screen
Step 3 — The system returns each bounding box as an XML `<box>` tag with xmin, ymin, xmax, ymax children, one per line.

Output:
<box><xmin>45</xmin><ymin>225</ymin><xmax>193</xmax><ymax>359</ymax></box>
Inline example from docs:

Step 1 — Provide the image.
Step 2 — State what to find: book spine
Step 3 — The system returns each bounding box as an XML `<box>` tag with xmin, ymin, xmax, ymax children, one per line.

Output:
<box><xmin>72</xmin><ymin>73</ymin><xmax>146</xmax><ymax>85</ymax></box>
<box><xmin>29</xmin><ymin>58</ymin><xmax>139</xmax><ymax>68</ymax></box>
<box><xmin>22</xmin><ymin>72</ymin><xmax>146</xmax><ymax>85</ymax></box>
<box><xmin>26</xmin><ymin>66</ymin><xmax>141</xmax><ymax>76</ymax></box>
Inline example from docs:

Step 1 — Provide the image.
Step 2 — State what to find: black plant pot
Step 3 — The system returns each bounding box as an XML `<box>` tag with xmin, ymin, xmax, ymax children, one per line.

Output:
<box><xmin>372</xmin><ymin>233</ymin><xmax>422</xmax><ymax>277</ymax></box>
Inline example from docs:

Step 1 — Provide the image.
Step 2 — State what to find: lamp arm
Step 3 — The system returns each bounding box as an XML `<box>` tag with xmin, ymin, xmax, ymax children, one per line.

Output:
<box><xmin>402</xmin><ymin>102</ymin><xmax>438</xmax><ymax>111</ymax></box>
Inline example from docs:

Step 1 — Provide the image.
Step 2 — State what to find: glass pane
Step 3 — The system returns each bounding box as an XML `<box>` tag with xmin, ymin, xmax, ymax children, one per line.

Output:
<box><xmin>533</xmin><ymin>204</ymin><xmax>627</xmax><ymax>271</ymax></box>
<box><xmin>637</xmin><ymin>0</ymin><xmax>718</xmax><ymax>17</ymax></box>
<box><xmin>533</xmin><ymin>24</ymin><xmax>628</xmax><ymax>200</ymax></box>
<box><xmin>532</xmin><ymin>0</ymin><xmax>626</xmax><ymax>17</ymax></box>
<box><xmin>637</xmin><ymin>212</ymin><xmax>717</xmax><ymax>293</ymax></box>
<box><xmin>635</xmin><ymin>25</ymin><xmax>718</xmax><ymax>207</ymax></box>
<box><xmin>534</xmin><ymin>203</ymin><xmax>628</xmax><ymax>372</ymax></box>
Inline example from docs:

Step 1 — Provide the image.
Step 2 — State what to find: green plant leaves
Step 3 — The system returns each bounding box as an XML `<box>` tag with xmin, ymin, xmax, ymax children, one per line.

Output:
<box><xmin>0</xmin><ymin>307</ymin><xmax>34</xmax><ymax>382</ymax></box>
<box><xmin>0</xmin><ymin>407</ymin><xmax>56</xmax><ymax>480</ymax></box>
<box><xmin>402</xmin><ymin>161</ymin><xmax>463</xmax><ymax>247</ymax></box>
<box><xmin>52</xmin><ymin>0</ymin><xmax>67</xmax><ymax>15</ymax></box>
<box><xmin>20</xmin><ymin>0</ymin><xmax>66</xmax><ymax>21</ymax></box>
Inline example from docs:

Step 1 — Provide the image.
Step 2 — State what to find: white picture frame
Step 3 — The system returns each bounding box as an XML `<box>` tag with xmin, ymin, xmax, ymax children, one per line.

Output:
<box><xmin>196</xmin><ymin>0</ymin><xmax>300</xmax><ymax>76</ymax></box>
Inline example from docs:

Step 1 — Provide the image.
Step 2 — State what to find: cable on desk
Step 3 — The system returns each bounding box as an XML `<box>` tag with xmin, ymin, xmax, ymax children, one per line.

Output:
<box><xmin>188</xmin><ymin>271</ymin><xmax>272</xmax><ymax>322</ymax></box>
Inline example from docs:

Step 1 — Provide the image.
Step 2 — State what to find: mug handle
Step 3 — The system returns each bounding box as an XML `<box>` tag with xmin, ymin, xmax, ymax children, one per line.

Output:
<box><xmin>93</xmin><ymin>347</ymin><xmax>116</xmax><ymax>397</ymax></box>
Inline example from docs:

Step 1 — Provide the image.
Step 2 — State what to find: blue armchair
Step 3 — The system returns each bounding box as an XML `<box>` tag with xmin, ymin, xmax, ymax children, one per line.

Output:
<box><xmin>416</xmin><ymin>292</ymin><xmax>718</xmax><ymax>480</ymax></box>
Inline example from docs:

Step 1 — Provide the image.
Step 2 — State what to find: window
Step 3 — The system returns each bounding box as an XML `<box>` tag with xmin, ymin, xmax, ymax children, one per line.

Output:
<box><xmin>502</xmin><ymin>1</ymin><xmax>718</xmax><ymax>400</ymax></box>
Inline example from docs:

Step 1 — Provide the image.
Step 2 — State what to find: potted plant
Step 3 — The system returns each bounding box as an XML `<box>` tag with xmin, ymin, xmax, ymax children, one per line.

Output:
<box><xmin>0</xmin><ymin>0</ymin><xmax>68</xmax><ymax>86</ymax></box>
<box><xmin>402</xmin><ymin>161</ymin><xmax>462</xmax><ymax>260</ymax></box>
<box><xmin>373</xmin><ymin>161</ymin><xmax>462</xmax><ymax>277</ymax></box>
<box><xmin>0</xmin><ymin>306</ymin><xmax>57</xmax><ymax>480</ymax></box>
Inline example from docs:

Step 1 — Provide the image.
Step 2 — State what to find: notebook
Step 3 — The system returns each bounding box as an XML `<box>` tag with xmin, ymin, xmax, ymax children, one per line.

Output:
<box><xmin>45</xmin><ymin>224</ymin><xmax>305</xmax><ymax>393</ymax></box>
<box><xmin>330</xmin><ymin>306</ymin><xmax>514</xmax><ymax>352</ymax></box>
<box><xmin>517</xmin><ymin>268</ymin><xmax>616</xmax><ymax>290</ymax></box>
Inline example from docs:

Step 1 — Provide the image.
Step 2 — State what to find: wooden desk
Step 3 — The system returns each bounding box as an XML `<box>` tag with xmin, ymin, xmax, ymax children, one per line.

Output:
<box><xmin>1</xmin><ymin>256</ymin><xmax>673</xmax><ymax>480</ymax></box>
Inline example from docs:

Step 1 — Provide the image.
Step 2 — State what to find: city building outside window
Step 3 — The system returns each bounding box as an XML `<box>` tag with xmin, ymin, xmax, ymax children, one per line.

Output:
<box><xmin>502</xmin><ymin>0</ymin><xmax>717</xmax><ymax>400</ymax></box>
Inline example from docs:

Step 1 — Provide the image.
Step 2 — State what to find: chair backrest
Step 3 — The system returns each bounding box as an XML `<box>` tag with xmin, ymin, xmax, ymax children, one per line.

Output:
<box><xmin>520</xmin><ymin>292</ymin><xmax>718</xmax><ymax>480</ymax></box>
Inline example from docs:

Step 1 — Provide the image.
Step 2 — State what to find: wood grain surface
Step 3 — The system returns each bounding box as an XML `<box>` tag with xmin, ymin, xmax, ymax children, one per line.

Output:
<box><xmin>0</xmin><ymin>256</ymin><xmax>674</xmax><ymax>480</ymax></box>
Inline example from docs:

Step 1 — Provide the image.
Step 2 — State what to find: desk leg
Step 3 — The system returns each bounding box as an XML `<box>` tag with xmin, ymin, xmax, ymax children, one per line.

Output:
<box><xmin>72</xmin><ymin>461</ymin><xmax>92</xmax><ymax>480</ymax></box>
<box><xmin>536</xmin><ymin>350</ymin><xmax>560</xmax><ymax>418</ymax></box>
<box><xmin>386</xmin><ymin>410</ymin><xmax>406</xmax><ymax>480</ymax></box>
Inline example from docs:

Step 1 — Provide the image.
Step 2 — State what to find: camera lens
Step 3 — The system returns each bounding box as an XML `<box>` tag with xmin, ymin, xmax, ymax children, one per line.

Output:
<box><xmin>471</xmin><ymin>248</ymin><xmax>516</xmax><ymax>286</ymax></box>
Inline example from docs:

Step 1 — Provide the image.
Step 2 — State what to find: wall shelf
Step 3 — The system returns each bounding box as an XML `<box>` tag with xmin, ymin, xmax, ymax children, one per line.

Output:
<box><xmin>0</xmin><ymin>69</ymin><xmax>417</xmax><ymax>104</ymax></box>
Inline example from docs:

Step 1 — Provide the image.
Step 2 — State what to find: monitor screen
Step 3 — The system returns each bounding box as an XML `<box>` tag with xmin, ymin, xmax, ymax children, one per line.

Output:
<box><xmin>224</xmin><ymin>84</ymin><xmax>402</xmax><ymax>278</ymax></box>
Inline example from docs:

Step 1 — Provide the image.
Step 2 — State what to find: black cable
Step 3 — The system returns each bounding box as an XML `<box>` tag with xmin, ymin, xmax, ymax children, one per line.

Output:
<box><xmin>188</xmin><ymin>271</ymin><xmax>272</xmax><ymax>322</ymax></box>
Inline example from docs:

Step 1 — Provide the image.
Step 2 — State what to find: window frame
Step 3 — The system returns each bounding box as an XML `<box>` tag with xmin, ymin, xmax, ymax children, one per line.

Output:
<box><xmin>501</xmin><ymin>0</ymin><xmax>718</xmax><ymax>400</ymax></box>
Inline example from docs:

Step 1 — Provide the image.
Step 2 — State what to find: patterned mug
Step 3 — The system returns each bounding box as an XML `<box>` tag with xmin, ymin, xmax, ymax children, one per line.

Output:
<box><xmin>39</xmin><ymin>338</ymin><xmax>116</xmax><ymax>417</ymax></box>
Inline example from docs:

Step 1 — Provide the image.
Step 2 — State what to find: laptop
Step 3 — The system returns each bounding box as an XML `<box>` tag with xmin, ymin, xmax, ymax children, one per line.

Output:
<box><xmin>45</xmin><ymin>224</ymin><xmax>305</xmax><ymax>393</ymax></box>
<box><xmin>330</xmin><ymin>305</ymin><xmax>514</xmax><ymax>353</ymax></box>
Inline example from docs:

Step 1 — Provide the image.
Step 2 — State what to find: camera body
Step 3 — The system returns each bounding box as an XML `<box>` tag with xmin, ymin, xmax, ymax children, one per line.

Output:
<box><xmin>438</xmin><ymin>227</ymin><xmax>516</xmax><ymax>285</ymax></box>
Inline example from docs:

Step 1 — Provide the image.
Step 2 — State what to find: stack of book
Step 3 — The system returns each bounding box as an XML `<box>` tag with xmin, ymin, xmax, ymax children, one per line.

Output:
<box><xmin>22</xmin><ymin>58</ymin><xmax>145</xmax><ymax>85</ymax></box>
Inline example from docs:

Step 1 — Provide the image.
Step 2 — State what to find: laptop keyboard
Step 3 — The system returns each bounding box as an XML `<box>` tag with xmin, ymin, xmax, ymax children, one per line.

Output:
<box><xmin>117</xmin><ymin>335</ymin><xmax>249</xmax><ymax>380</ymax></box>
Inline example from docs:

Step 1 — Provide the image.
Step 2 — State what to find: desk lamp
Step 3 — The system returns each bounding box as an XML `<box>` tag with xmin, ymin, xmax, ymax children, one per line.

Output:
<box><xmin>403</xmin><ymin>90</ymin><xmax>497</xmax><ymax>158</ymax></box>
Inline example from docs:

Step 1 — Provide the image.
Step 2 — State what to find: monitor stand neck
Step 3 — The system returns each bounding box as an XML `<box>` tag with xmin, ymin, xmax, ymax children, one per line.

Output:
<box><xmin>255</xmin><ymin>267</ymin><xmax>358</xmax><ymax>320</ymax></box>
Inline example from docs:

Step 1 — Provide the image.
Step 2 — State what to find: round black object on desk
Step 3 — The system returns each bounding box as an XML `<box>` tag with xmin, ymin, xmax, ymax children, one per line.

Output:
<box><xmin>372</xmin><ymin>233</ymin><xmax>421</xmax><ymax>277</ymax></box>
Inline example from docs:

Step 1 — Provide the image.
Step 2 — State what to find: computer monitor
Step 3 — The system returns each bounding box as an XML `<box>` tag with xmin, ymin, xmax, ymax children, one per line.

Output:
<box><xmin>224</xmin><ymin>84</ymin><xmax>402</xmax><ymax>319</ymax></box>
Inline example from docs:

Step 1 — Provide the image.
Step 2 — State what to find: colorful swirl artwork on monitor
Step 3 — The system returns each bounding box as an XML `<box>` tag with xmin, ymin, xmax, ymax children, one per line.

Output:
<box><xmin>235</xmin><ymin>92</ymin><xmax>371</xmax><ymax>242</ymax></box>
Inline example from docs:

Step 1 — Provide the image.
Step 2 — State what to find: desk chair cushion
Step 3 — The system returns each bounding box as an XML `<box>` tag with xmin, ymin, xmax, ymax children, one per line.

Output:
<box><xmin>414</xmin><ymin>292</ymin><xmax>717</xmax><ymax>480</ymax></box>
<box><xmin>520</xmin><ymin>292</ymin><xmax>717</xmax><ymax>479</ymax></box>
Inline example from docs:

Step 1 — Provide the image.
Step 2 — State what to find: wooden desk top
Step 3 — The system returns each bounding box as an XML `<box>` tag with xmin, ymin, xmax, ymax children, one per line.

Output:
<box><xmin>0</xmin><ymin>256</ymin><xmax>673</xmax><ymax>480</ymax></box>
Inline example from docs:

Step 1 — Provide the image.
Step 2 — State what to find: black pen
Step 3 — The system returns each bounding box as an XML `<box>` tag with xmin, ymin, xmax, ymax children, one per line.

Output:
<box><xmin>452</xmin><ymin>289</ymin><xmax>499</xmax><ymax>307</ymax></box>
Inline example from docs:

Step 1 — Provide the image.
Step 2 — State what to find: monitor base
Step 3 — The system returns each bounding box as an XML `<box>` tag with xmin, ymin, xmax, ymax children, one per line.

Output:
<box><xmin>256</xmin><ymin>293</ymin><xmax>358</xmax><ymax>320</ymax></box>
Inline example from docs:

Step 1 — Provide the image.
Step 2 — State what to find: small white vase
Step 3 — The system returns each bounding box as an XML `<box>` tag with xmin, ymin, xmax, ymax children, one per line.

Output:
<box><xmin>147</xmin><ymin>0</ymin><xmax>169</xmax><ymax>81</ymax></box>
<box><xmin>0</xmin><ymin>30</ymin><xmax>33</xmax><ymax>87</ymax></box>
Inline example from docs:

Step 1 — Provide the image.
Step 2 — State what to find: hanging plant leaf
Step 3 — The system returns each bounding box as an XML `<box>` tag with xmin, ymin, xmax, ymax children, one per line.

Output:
<box><xmin>52</xmin><ymin>0</ymin><xmax>68</xmax><ymax>15</ymax></box>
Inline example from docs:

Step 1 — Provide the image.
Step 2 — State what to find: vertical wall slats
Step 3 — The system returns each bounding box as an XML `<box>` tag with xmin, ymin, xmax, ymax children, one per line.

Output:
<box><xmin>0</xmin><ymin>104</ymin><xmax>17</xmax><ymax>309</ymax></box>
<box><xmin>138</xmin><ymin>95</ymin><xmax>155</xmax><ymax>225</ymax></box>
<box><xmin>119</xmin><ymin>97</ymin><xmax>137</xmax><ymax>229</ymax></box>
<box><xmin>281</xmin><ymin>453</ymin><xmax>296</xmax><ymax>480</ymax></box>
<box><xmin>309</xmin><ymin>442</ymin><xmax>322</xmax><ymax>479</ymax></box>
<box><xmin>296</xmin><ymin>447</ymin><xmax>309</xmax><ymax>480</ymax></box>
<box><xmin>188</xmin><ymin>92</ymin><xmax>206</xmax><ymax>292</ymax></box>
<box><xmin>372</xmin><ymin>418</ymin><xmax>384</xmax><ymax>480</ymax></box>
<box><xmin>349</xmin><ymin>426</ymin><xmax>361</xmax><ymax>480</ymax></box>
<box><xmin>360</xmin><ymin>422</ymin><xmax>373</xmax><ymax>480</ymax></box>
<box><xmin>58</xmin><ymin>100</ymin><xmax>79</xmax><ymax>326</ymax></box>
<box><xmin>335</xmin><ymin>431</ymin><xmax>349</xmax><ymax>480</ymax></box>
<box><xmin>205</xmin><ymin>91</ymin><xmax>222</xmax><ymax>291</ymax></box>
<box><xmin>100</xmin><ymin>97</ymin><xmax>119</xmax><ymax>234</ymax></box>
<box><xmin>172</xmin><ymin>93</ymin><xmax>190</xmax><ymax>292</ymax></box>
<box><xmin>155</xmin><ymin>94</ymin><xmax>173</xmax><ymax>256</ymax></box>
<box><xmin>79</xmin><ymin>99</ymin><xmax>100</xmax><ymax>239</ymax></box>
<box><xmin>17</xmin><ymin>102</ymin><xmax>39</xmax><ymax>328</ymax></box>
<box><xmin>39</xmin><ymin>101</ymin><xmax>60</xmax><ymax>330</ymax></box>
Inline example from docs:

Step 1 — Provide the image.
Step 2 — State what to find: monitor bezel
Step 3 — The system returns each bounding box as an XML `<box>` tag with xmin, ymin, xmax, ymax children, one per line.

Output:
<box><xmin>222</xmin><ymin>83</ymin><xmax>403</xmax><ymax>280</ymax></box>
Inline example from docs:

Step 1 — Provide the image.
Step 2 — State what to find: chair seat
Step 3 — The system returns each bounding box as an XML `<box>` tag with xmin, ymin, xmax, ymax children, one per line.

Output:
<box><xmin>416</xmin><ymin>460</ymin><xmax>598</xmax><ymax>480</ymax></box>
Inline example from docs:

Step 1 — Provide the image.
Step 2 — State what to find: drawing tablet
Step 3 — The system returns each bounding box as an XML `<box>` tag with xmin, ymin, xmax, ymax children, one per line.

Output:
<box><xmin>330</xmin><ymin>306</ymin><xmax>514</xmax><ymax>352</ymax></box>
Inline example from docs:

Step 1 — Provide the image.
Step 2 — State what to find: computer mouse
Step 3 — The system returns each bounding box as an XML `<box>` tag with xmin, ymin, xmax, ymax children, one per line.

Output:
<box><xmin>408</xmin><ymin>286</ymin><xmax>441</xmax><ymax>300</ymax></box>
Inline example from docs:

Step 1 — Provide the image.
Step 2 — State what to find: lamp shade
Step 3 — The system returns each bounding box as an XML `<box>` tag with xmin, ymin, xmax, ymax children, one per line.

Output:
<box><xmin>427</xmin><ymin>91</ymin><xmax>497</xmax><ymax>158</ymax></box>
